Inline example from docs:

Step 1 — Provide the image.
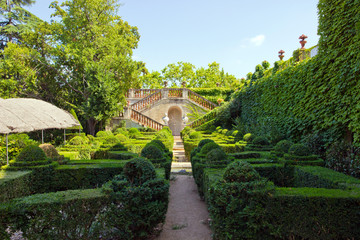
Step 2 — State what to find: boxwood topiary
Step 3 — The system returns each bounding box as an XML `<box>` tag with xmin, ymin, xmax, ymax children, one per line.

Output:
<box><xmin>68</xmin><ymin>136</ymin><xmax>90</xmax><ymax>146</ymax></box>
<box><xmin>96</xmin><ymin>131</ymin><xmax>113</xmax><ymax>138</ymax></box>
<box><xmin>189</xmin><ymin>131</ymin><xmax>202</xmax><ymax>140</ymax></box>
<box><xmin>148</xmin><ymin>139</ymin><xmax>167</xmax><ymax>151</ymax></box>
<box><xmin>123</xmin><ymin>157</ymin><xmax>156</xmax><ymax>185</ymax></box>
<box><xmin>200</xmin><ymin>142</ymin><xmax>221</xmax><ymax>155</ymax></box>
<box><xmin>252</xmin><ymin>136</ymin><xmax>270</xmax><ymax>146</ymax></box>
<box><xmin>274</xmin><ymin>140</ymin><xmax>293</xmax><ymax>153</ymax></box>
<box><xmin>223</xmin><ymin>161</ymin><xmax>261</xmax><ymax>183</ymax></box>
<box><xmin>198</xmin><ymin>139</ymin><xmax>215</xmax><ymax>150</ymax></box>
<box><xmin>243</xmin><ymin>133</ymin><xmax>255</xmax><ymax>142</ymax></box>
<box><xmin>39</xmin><ymin>144</ymin><xmax>59</xmax><ymax>159</ymax></box>
<box><xmin>289</xmin><ymin>143</ymin><xmax>311</xmax><ymax>157</ymax></box>
<box><xmin>141</xmin><ymin>145</ymin><xmax>164</xmax><ymax>160</ymax></box>
<box><xmin>206</xmin><ymin>148</ymin><xmax>227</xmax><ymax>163</ymax></box>
<box><xmin>17</xmin><ymin>145</ymin><xmax>47</xmax><ymax>162</ymax></box>
<box><xmin>103</xmin><ymin>136</ymin><xmax>121</xmax><ymax>145</ymax></box>
<box><xmin>115</xmin><ymin>133</ymin><xmax>128</xmax><ymax>143</ymax></box>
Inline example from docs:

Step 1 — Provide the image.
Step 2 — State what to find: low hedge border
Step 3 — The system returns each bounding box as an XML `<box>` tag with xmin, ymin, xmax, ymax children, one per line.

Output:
<box><xmin>201</xmin><ymin>163</ymin><xmax>360</xmax><ymax>239</ymax></box>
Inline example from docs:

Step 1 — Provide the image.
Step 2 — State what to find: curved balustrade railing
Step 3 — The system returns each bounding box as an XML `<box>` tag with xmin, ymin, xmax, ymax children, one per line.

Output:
<box><xmin>130</xmin><ymin>109</ymin><xmax>164</xmax><ymax>131</ymax></box>
<box><xmin>168</xmin><ymin>88</ymin><xmax>183</xmax><ymax>98</ymax></box>
<box><xmin>126</xmin><ymin>89</ymin><xmax>158</xmax><ymax>98</ymax></box>
<box><xmin>187</xmin><ymin>90</ymin><xmax>218</xmax><ymax>110</ymax></box>
<box><xmin>131</xmin><ymin>90</ymin><xmax>162</xmax><ymax>111</ymax></box>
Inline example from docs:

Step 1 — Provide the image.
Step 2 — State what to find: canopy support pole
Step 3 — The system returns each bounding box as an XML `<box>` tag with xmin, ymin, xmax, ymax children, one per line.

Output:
<box><xmin>64</xmin><ymin>129</ymin><xmax>66</xmax><ymax>144</ymax></box>
<box><xmin>41</xmin><ymin>130</ymin><xmax>44</xmax><ymax>144</ymax></box>
<box><xmin>6</xmin><ymin>134</ymin><xmax>9</xmax><ymax>165</ymax></box>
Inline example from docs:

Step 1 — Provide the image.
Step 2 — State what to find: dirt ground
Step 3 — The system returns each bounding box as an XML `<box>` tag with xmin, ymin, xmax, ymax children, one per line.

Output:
<box><xmin>155</xmin><ymin>174</ymin><xmax>212</xmax><ymax>240</ymax></box>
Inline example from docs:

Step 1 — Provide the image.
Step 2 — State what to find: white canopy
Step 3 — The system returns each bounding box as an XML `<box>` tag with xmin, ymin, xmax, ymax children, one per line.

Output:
<box><xmin>0</xmin><ymin>98</ymin><xmax>80</xmax><ymax>134</ymax></box>
<box><xmin>0</xmin><ymin>98</ymin><xmax>81</xmax><ymax>165</ymax></box>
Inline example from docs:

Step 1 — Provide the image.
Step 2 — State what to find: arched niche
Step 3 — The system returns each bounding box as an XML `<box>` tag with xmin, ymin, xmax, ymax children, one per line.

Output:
<box><xmin>167</xmin><ymin>106</ymin><xmax>182</xmax><ymax>136</ymax></box>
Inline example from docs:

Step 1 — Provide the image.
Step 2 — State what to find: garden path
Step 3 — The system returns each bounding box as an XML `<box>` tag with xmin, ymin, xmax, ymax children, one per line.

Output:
<box><xmin>155</xmin><ymin>138</ymin><xmax>212</xmax><ymax>240</ymax></box>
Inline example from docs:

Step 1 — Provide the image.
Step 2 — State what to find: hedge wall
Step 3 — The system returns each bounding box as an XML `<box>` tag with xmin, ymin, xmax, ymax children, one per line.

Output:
<box><xmin>201</xmin><ymin>0</ymin><xmax>360</xmax><ymax>145</ymax></box>
<box><xmin>202</xmin><ymin>163</ymin><xmax>360</xmax><ymax>239</ymax></box>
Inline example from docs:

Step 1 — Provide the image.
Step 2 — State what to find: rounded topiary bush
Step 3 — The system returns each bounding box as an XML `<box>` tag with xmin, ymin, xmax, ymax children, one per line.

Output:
<box><xmin>114</xmin><ymin>127</ymin><xmax>128</xmax><ymax>136</ymax></box>
<box><xmin>110</xmin><ymin>143</ymin><xmax>127</xmax><ymax>151</ymax></box>
<box><xmin>39</xmin><ymin>144</ymin><xmax>59</xmax><ymax>158</ymax></box>
<box><xmin>274</xmin><ymin>140</ymin><xmax>293</xmax><ymax>153</ymax></box>
<box><xmin>206</xmin><ymin>148</ymin><xmax>227</xmax><ymax>163</ymax></box>
<box><xmin>223</xmin><ymin>161</ymin><xmax>260</xmax><ymax>183</ymax></box>
<box><xmin>180</xmin><ymin>126</ymin><xmax>192</xmax><ymax>139</ymax></box>
<box><xmin>243</xmin><ymin>133</ymin><xmax>255</xmax><ymax>142</ymax></box>
<box><xmin>198</xmin><ymin>139</ymin><xmax>215</xmax><ymax>150</ymax></box>
<box><xmin>68</xmin><ymin>136</ymin><xmax>89</xmax><ymax>146</ymax></box>
<box><xmin>148</xmin><ymin>140</ymin><xmax>166</xmax><ymax>151</ymax></box>
<box><xmin>115</xmin><ymin>133</ymin><xmax>128</xmax><ymax>143</ymax></box>
<box><xmin>200</xmin><ymin>142</ymin><xmax>221</xmax><ymax>155</ymax></box>
<box><xmin>189</xmin><ymin>131</ymin><xmax>202</xmax><ymax>140</ymax></box>
<box><xmin>141</xmin><ymin>145</ymin><xmax>164</xmax><ymax>160</ymax></box>
<box><xmin>96</xmin><ymin>131</ymin><xmax>113</xmax><ymax>138</ymax></box>
<box><xmin>162</xmin><ymin>126</ymin><xmax>172</xmax><ymax>134</ymax></box>
<box><xmin>17</xmin><ymin>145</ymin><xmax>47</xmax><ymax>162</ymax></box>
<box><xmin>252</xmin><ymin>136</ymin><xmax>270</xmax><ymax>146</ymax></box>
<box><xmin>87</xmin><ymin>135</ymin><xmax>95</xmax><ymax>142</ymax></box>
<box><xmin>289</xmin><ymin>143</ymin><xmax>310</xmax><ymax>156</ymax></box>
<box><xmin>123</xmin><ymin>157</ymin><xmax>156</xmax><ymax>185</ymax></box>
<box><xmin>103</xmin><ymin>136</ymin><xmax>121</xmax><ymax>145</ymax></box>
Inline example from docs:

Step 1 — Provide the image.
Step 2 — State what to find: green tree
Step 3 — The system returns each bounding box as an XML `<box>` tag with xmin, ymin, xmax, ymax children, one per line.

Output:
<box><xmin>47</xmin><ymin>0</ymin><xmax>142</xmax><ymax>135</ymax></box>
<box><xmin>162</xmin><ymin>61</ymin><xmax>195</xmax><ymax>87</ymax></box>
<box><xmin>0</xmin><ymin>0</ymin><xmax>40</xmax><ymax>48</ymax></box>
<box><xmin>140</xmin><ymin>71</ymin><xmax>163</xmax><ymax>89</ymax></box>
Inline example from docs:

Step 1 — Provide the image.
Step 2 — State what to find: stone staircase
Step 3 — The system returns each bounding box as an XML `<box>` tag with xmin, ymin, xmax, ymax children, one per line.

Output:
<box><xmin>171</xmin><ymin>136</ymin><xmax>192</xmax><ymax>173</ymax></box>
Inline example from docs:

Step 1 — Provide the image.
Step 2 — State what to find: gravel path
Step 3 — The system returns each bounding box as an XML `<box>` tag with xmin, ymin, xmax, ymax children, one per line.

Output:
<box><xmin>155</xmin><ymin>174</ymin><xmax>212</xmax><ymax>240</ymax></box>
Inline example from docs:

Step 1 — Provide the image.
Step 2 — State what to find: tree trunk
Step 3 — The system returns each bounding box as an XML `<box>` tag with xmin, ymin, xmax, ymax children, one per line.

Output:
<box><xmin>88</xmin><ymin>118</ymin><xmax>97</xmax><ymax>136</ymax></box>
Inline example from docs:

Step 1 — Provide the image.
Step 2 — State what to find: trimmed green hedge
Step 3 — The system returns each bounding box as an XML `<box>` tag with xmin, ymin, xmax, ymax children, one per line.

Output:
<box><xmin>201</xmin><ymin>162</ymin><xmax>360</xmax><ymax>239</ymax></box>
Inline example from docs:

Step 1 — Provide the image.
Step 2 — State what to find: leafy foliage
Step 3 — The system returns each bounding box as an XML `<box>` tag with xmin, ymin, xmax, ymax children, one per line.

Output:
<box><xmin>16</xmin><ymin>145</ymin><xmax>46</xmax><ymax>162</ymax></box>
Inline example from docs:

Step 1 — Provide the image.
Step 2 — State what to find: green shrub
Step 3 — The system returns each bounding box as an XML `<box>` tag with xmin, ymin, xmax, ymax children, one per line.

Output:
<box><xmin>198</xmin><ymin>139</ymin><xmax>215</xmax><ymax>151</ymax></box>
<box><xmin>274</xmin><ymin>140</ymin><xmax>293</xmax><ymax>153</ymax></box>
<box><xmin>252</xmin><ymin>136</ymin><xmax>270</xmax><ymax>146</ymax></box>
<box><xmin>115</xmin><ymin>133</ymin><xmax>128</xmax><ymax>143</ymax></box>
<box><xmin>180</xmin><ymin>126</ymin><xmax>193</xmax><ymax>139</ymax></box>
<box><xmin>103</xmin><ymin>136</ymin><xmax>120</xmax><ymax>145</ymax></box>
<box><xmin>123</xmin><ymin>157</ymin><xmax>156</xmax><ymax>185</ymax></box>
<box><xmin>189</xmin><ymin>131</ymin><xmax>202</xmax><ymax>140</ymax></box>
<box><xmin>96</xmin><ymin>131</ymin><xmax>113</xmax><ymax>138</ymax></box>
<box><xmin>223</xmin><ymin>161</ymin><xmax>261</xmax><ymax>183</ymax></box>
<box><xmin>39</xmin><ymin>144</ymin><xmax>59</xmax><ymax>159</ymax></box>
<box><xmin>200</xmin><ymin>142</ymin><xmax>221</xmax><ymax>155</ymax></box>
<box><xmin>289</xmin><ymin>143</ymin><xmax>311</xmax><ymax>157</ymax></box>
<box><xmin>17</xmin><ymin>145</ymin><xmax>47</xmax><ymax>162</ymax></box>
<box><xmin>148</xmin><ymin>140</ymin><xmax>167</xmax><ymax>151</ymax></box>
<box><xmin>206</xmin><ymin>148</ymin><xmax>227</xmax><ymax>163</ymax></box>
<box><xmin>114</xmin><ymin>127</ymin><xmax>128</xmax><ymax>136</ymax></box>
<box><xmin>87</xmin><ymin>134</ymin><xmax>95</xmax><ymax>142</ymax></box>
<box><xmin>141</xmin><ymin>145</ymin><xmax>164</xmax><ymax>160</ymax></box>
<box><xmin>110</xmin><ymin>143</ymin><xmax>127</xmax><ymax>151</ymax></box>
<box><xmin>68</xmin><ymin>136</ymin><xmax>89</xmax><ymax>146</ymax></box>
<box><xmin>243</xmin><ymin>133</ymin><xmax>255</xmax><ymax>142</ymax></box>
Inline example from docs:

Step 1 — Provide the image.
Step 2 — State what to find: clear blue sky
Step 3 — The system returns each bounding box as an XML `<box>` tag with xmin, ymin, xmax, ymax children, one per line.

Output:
<box><xmin>26</xmin><ymin>0</ymin><xmax>319</xmax><ymax>79</ymax></box>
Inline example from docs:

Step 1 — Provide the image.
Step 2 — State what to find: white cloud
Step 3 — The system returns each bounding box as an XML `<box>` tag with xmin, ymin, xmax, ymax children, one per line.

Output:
<box><xmin>250</xmin><ymin>35</ymin><xmax>265</xmax><ymax>46</ymax></box>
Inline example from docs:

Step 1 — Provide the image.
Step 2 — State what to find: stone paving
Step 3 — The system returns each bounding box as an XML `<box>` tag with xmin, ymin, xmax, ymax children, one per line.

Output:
<box><xmin>156</xmin><ymin>136</ymin><xmax>212</xmax><ymax>240</ymax></box>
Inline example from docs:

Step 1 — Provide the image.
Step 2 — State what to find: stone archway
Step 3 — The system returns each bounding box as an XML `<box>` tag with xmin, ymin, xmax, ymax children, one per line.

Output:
<box><xmin>168</xmin><ymin>106</ymin><xmax>182</xmax><ymax>136</ymax></box>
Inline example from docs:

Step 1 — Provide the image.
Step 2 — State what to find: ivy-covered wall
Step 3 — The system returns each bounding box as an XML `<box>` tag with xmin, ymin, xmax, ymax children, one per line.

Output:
<box><xmin>210</xmin><ymin>0</ymin><xmax>360</xmax><ymax>144</ymax></box>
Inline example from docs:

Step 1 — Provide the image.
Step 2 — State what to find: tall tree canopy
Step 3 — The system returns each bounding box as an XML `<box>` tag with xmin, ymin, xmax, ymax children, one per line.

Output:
<box><xmin>0</xmin><ymin>0</ymin><xmax>40</xmax><ymax>49</ymax></box>
<box><xmin>141</xmin><ymin>61</ymin><xmax>240</xmax><ymax>89</ymax></box>
<box><xmin>1</xmin><ymin>0</ymin><xmax>143</xmax><ymax>135</ymax></box>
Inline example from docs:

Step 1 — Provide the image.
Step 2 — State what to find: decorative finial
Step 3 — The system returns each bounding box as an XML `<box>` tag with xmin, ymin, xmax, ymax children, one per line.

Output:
<box><xmin>278</xmin><ymin>50</ymin><xmax>285</xmax><ymax>60</ymax></box>
<box><xmin>299</xmin><ymin>34</ymin><xmax>308</xmax><ymax>49</ymax></box>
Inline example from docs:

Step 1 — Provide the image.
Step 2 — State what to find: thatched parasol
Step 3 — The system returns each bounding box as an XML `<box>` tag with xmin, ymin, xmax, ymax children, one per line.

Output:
<box><xmin>0</xmin><ymin>98</ymin><xmax>81</xmax><ymax>165</ymax></box>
